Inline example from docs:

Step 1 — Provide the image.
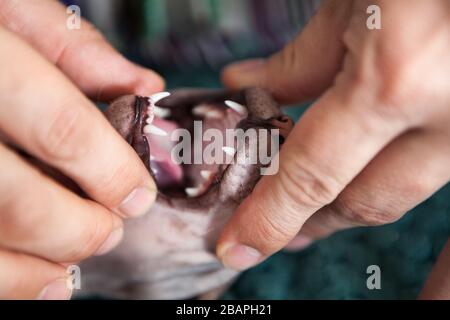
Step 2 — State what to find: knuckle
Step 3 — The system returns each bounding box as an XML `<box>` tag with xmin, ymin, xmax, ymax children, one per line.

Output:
<box><xmin>36</xmin><ymin>103</ymin><xmax>91</xmax><ymax>161</ymax></box>
<box><xmin>333</xmin><ymin>195</ymin><xmax>400</xmax><ymax>226</ymax></box>
<box><xmin>54</xmin><ymin>20</ymin><xmax>104</xmax><ymax>65</ymax></box>
<box><xmin>346</xmin><ymin>32</ymin><xmax>423</xmax><ymax>124</ymax></box>
<box><xmin>369</xmin><ymin>35</ymin><xmax>432</xmax><ymax>123</ymax></box>
<box><xmin>251</xmin><ymin>199</ymin><xmax>296</xmax><ymax>253</ymax></box>
<box><xmin>373</xmin><ymin>49</ymin><xmax>413</xmax><ymax>111</ymax></box>
<box><xmin>352</xmin><ymin>59</ymin><xmax>410</xmax><ymax>121</ymax></box>
<box><xmin>278</xmin><ymin>151</ymin><xmax>340</xmax><ymax>210</ymax></box>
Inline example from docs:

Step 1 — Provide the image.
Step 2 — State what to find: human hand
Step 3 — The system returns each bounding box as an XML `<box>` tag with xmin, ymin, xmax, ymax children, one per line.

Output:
<box><xmin>0</xmin><ymin>0</ymin><xmax>163</xmax><ymax>299</ymax></box>
<box><xmin>217</xmin><ymin>0</ymin><xmax>450</xmax><ymax>271</ymax></box>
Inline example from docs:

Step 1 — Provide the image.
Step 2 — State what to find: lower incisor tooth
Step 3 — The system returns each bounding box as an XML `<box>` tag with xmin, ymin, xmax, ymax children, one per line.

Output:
<box><xmin>185</xmin><ymin>187</ymin><xmax>201</xmax><ymax>197</ymax></box>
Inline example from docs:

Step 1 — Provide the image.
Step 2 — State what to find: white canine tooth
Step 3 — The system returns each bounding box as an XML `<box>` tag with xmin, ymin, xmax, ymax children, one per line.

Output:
<box><xmin>153</xmin><ymin>105</ymin><xmax>171</xmax><ymax>118</ymax></box>
<box><xmin>225</xmin><ymin>100</ymin><xmax>247</xmax><ymax>116</ymax></box>
<box><xmin>144</xmin><ymin>124</ymin><xmax>168</xmax><ymax>136</ymax></box>
<box><xmin>150</xmin><ymin>155</ymin><xmax>155</xmax><ymax>161</ymax></box>
<box><xmin>185</xmin><ymin>187</ymin><xmax>202</xmax><ymax>197</ymax></box>
<box><xmin>146</xmin><ymin>117</ymin><xmax>154</xmax><ymax>124</ymax></box>
<box><xmin>222</xmin><ymin>146</ymin><xmax>236</xmax><ymax>156</ymax></box>
<box><xmin>149</xmin><ymin>92</ymin><xmax>171</xmax><ymax>104</ymax></box>
<box><xmin>200</xmin><ymin>170</ymin><xmax>212</xmax><ymax>180</ymax></box>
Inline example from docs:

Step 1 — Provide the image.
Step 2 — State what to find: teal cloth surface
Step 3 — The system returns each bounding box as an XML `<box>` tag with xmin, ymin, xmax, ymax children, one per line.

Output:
<box><xmin>166</xmin><ymin>70</ymin><xmax>450</xmax><ymax>300</ymax></box>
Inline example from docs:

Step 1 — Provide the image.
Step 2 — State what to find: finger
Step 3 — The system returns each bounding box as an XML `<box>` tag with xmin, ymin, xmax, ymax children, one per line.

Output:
<box><xmin>0</xmin><ymin>143</ymin><xmax>123</xmax><ymax>262</ymax></box>
<box><xmin>222</xmin><ymin>0</ymin><xmax>352</xmax><ymax>104</ymax></box>
<box><xmin>0</xmin><ymin>27</ymin><xmax>156</xmax><ymax>218</ymax></box>
<box><xmin>287</xmin><ymin>129</ymin><xmax>450</xmax><ymax>248</ymax></box>
<box><xmin>419</xmin><ymin>239</ymin><xmax>450</xmax><ymax>300</ymax></box>
<box><xmin>0</xmin><ymin>249</ymin><xmax>70</xmax><ymax>300</ymax></box>
<box><xmin>0</xmin><ymin>0</ymin><xmax>163</xmax><ymax>100</ymax></box>
<box><xmin>217</xmin><ymin>79</ymin><xmax>412</xmax><ymax>270</ymax></box>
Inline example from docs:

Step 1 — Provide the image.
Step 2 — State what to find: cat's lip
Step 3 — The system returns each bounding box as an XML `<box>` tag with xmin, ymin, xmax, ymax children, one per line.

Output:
<box><xmin>129</xmin><ymin>96</ymin><xmax>152</xmax><ymax>171</ymax></box>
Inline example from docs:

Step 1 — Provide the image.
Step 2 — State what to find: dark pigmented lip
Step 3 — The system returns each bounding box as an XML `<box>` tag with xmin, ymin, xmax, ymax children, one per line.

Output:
<box><xmin>130</xmin><ymin>96</ymin><xmax>152</xmax><ymax>172</ymax></box>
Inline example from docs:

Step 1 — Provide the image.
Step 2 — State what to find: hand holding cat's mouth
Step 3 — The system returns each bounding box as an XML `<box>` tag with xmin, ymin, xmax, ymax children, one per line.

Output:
<box><xmin>80</xmin><ymin>88</ymin><xmax>293</xmax><ymax>299</ymax></box>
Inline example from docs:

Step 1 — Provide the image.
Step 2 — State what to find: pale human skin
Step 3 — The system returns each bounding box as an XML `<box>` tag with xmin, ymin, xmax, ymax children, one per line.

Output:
<box><xmin>218</xmin><ymin>0</ymin><xmax>450</xmax><ymax>298</ymax></box>
<box><xmin>0</xmin><ymin>0</ymin><xmax>163</xmax><ymax>299</ymax></box>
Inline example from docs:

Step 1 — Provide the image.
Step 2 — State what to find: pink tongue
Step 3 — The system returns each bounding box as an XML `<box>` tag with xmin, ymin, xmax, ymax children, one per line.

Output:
<box><xmin>147</xmin><ymin>118</ymin><xmax>183</xmax><ymax>188</ymax></box>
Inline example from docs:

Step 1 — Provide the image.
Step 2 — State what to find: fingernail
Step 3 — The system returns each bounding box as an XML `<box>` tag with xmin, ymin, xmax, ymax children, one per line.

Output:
<box><xmin>117</xmin><ymin>186</ymin><xmax>156</xmax><ymax>218</ymax></box>
<box><xmin>37</xmin><ymin>279</ymin><xmax>72</xmax><ymax>300</ymax></box>
<box><xmin>94</xmin><ymin>227</ymin><xmax>124</xmax><ymax>256</ymax></box>
<box><xmin>217</xmin><ymin>243</ymin><xmax>262</xmax><ymax>271</ymax></box>
<box><xmin>226</xmin><ymin>58</ymin><xmax>266</xmax><ymax>74</ymax></box>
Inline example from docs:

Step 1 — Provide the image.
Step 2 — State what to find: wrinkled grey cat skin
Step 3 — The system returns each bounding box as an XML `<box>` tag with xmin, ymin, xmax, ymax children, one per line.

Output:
<box><xmin>79</xmin><ymin>87</ymin><xmax>293</xmax><ymax>299</ymax></box>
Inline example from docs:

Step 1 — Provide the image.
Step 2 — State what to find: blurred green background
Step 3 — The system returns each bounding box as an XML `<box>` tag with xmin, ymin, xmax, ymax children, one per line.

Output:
<box><xmin>67</xmin><ymin>0</ymin><xmax>450</xmax><ymax>299</ymax></box>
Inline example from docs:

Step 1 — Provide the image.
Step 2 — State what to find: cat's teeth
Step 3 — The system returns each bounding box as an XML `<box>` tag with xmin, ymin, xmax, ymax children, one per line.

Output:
<box><xmin>222</xmin><ymin>146</ymin><xmax>236</xmax><ymax>156</ymax></box>
<box><xmin>225</xmin><ymin>100</ymin><xmax>247</xmax><ymax>116</ymax></box>
<box><xmin>143</xmin><ymin>124</ymin><xmax>168</xmax><ymax>136</ymax></box>
<box><xmin>192</xmin><ymin>104</ymin><xmax>223</xmax><ymax>119</ymax></box>
<box><xmin>200</xmin><ymin>170</ymin><xmax>212</xmax><ymax>180</ymax></box>
<box><xmin>146</xmin><ymin>117</ymin><xmax>154</xmax><ymax>124</ymax></box>
<box><xmin>153</xmin><ymin>105</ymin><xmax>171</xmax><ymax>118</ymax></box>
<box><xmin>150</xmin><ymin>155</ymin><xmax>155</xmax><ymax>161</ymax></box>
<box><xmin>185</xmin><ymin>186</ymin><xmax>202</xmax><ymax>197</ymax></box>
<box><xmin>149</xmin><ymin>92</ymin><xmax>171</xmax><ymax>104</ymax></box>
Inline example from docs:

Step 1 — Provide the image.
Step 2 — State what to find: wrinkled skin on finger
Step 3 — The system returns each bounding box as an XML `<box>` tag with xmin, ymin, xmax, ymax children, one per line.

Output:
<box><xmin>79</xmin><ymin>88</ymin><xmax>293</xmax><ymax>299</ymax></box>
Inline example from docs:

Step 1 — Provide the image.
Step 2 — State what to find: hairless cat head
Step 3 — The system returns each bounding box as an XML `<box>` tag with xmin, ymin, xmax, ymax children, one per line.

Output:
<box><xmin>80</xmin><ymin>87</ymin><xmax>293</xmax><ymax>299</ymax></box>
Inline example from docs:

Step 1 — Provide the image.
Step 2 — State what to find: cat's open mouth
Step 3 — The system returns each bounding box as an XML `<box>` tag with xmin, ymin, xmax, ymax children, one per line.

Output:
<box><xmin>82</xmin><ymin>88</ymin><xmax>294</xmax><ymax>300</ymax></box>
<box><xmin>105</xmin><ymin>88</ymin><xmax>293</xmax><ymax>200</ymax></box>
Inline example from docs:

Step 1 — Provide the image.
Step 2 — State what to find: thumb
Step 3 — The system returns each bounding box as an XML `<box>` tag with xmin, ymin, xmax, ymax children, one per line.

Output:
<box><xmin>222</xmin><ymin>0</ymin><xmax>352</xmax><ymax>104</ymax></box>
